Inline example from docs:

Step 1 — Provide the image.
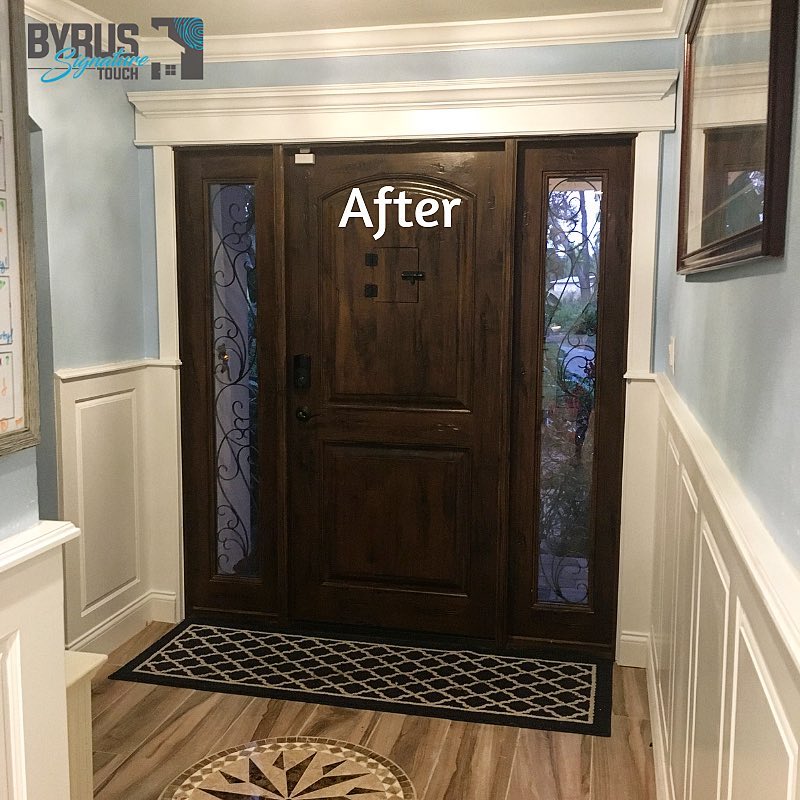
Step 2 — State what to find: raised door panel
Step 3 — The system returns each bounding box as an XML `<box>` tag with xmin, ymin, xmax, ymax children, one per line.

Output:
<box><xmin>321</xmin><ymin>444</ymin><xmax>470</xmax><ymax>593</ymax></box>
<box><xmin>322</xmin><ymin>179</ymin><xmax>473</xmax><ymax>407</ymax></box>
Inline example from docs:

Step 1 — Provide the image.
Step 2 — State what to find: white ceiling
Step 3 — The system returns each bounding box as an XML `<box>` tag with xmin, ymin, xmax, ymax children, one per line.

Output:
<box><xmin>63</xmin><ymin>0</ymin><xmax>663</xmax><ymax>36</ymax></box>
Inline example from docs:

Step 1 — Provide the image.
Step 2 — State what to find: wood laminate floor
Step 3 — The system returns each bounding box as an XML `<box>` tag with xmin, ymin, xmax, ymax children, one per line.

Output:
<box><xmin>92</xmin><ymin>623</ymin><xmax>656</xmax><ymax>800</ymax></box>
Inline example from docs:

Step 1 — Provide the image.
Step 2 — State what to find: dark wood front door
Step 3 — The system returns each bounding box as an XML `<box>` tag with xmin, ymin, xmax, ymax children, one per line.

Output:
<box><xmin>175</xmin><ymin>137</ymin><xmax>633</xmax><ymax>655</ymax></box>
<box><xmin>284</xmin><ymin>142</ymin><xmax>511</xmax><ymax>639</ymax></box>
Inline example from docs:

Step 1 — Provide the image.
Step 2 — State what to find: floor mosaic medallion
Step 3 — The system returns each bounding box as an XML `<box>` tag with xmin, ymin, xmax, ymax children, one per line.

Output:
<box><xmin>159</xmin><ymin>737</ymin><xmax>416</xmax><ymax>800</ymax></box>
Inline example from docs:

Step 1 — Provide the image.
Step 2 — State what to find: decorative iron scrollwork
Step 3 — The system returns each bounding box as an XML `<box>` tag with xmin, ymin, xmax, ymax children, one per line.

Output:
<box><xmin>537</xmin><ymin>178</ymin><xmax>602</xmax><ymax>605</ymax></box>
<box><xmin>210</xmin><ymin>183</ymin><xmax>259</xmax><ymax>577</ymax></box>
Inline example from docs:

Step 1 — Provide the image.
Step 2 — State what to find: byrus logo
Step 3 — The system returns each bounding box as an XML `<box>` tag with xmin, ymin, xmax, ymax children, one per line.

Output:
<box><xmin>27</xmin><ymin>17</ymin><xmax>204</xmax><ymax>83</ymax></box>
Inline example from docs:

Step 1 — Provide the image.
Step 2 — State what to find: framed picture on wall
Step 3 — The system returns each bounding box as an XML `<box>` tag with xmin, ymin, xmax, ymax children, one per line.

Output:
<box><xmin>0</xmin><ymin>0</ymin><xmax>39</xmax><ymax>455</ymax></box>
<box><xmin>677</xmin><ymin>0</ymin><xmax>799</xmax><ymax>274</ymax></box>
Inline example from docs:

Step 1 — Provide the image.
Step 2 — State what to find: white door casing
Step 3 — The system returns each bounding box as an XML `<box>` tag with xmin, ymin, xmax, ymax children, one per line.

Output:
<box><xmin>73</xmin><ymin>70</ymin><xmax>676</xmax><ymax>661</ymax></box>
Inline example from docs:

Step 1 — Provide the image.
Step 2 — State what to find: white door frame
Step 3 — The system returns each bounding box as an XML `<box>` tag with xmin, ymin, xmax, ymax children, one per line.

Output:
<box><xmin>130</xmin><ymin>70</ymin><xmax>676</xmax><ymax>664</ymax></box>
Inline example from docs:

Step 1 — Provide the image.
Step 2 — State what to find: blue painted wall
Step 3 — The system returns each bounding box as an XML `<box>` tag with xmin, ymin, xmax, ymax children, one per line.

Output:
<box><xmin>27</xmin><ymin>65</ymin><xmax>149</xmax><ymax>369</ymax></box>
<box><xmin>0</xmin><ymin>449</ymin><xmax>38</xmax><ymax>540</ymax></box>
<box><xmin>653</xmin><ymin>21</ymin><xmax>800</xmax><ymax>565</ymax></box>
<box><xmin>130</xmin><ymin>38</ymin><xmax>677</xmax><ymax>91</ymax></box>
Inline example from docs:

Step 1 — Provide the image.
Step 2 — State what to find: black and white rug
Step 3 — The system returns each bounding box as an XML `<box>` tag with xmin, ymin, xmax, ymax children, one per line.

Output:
<box><xmin>110</xmin><ymin>621</ymin><xmax>612</xmax><ymax>736</ymax></box>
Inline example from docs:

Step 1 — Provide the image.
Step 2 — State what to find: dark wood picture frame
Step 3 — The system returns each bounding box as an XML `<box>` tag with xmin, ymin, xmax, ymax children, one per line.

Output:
<box><xmin>677</xmin><ymin>0</ymin><xmax>799</xmax><ymax>274</ymax></box>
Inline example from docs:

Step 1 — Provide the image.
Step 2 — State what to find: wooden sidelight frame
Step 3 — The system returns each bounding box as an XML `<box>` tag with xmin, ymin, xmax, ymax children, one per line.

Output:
<box><xmin>131</xmin><ymin>75</ymin><xmax>669</xmax><ymax>666</ymax></box>
<box><xmin>509</xmin><ymin>136</ymin><xmax>635</xmax><ymax>652</ymax></box>
<box><xmin>175</xmin><ymin>136</ymin><xmax>634</xmax><ymax>655</ymax></box>
<box><xmin>176</xmin><ymin>147</ymin><xmax>288</xmax><ymax>620</ymax></box>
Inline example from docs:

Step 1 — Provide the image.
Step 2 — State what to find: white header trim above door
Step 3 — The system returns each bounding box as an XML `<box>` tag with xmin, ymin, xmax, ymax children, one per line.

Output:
<box><xmin>127</xmin><ymin>70</ymin><xmax>678</xmax><ymax>146</ymax></box>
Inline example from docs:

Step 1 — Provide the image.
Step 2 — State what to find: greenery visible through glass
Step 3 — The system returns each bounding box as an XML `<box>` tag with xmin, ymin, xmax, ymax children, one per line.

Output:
<box><xmin>537</xmin><ymin>177</ymin><xmax>602</xmax><ymax>605</ymax></box>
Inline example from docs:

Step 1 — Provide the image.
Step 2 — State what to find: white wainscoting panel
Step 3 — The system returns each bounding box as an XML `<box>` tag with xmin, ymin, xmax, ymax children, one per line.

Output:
<box><xmin>727</xmin><ymin>606</ymin><xmax>797</xmax><ymax>799</ymax></box>
<box><xmin>649</xmin><ymin>413</ymin><xmax>671</xmax><ymax>793</ymax></box>
<box><xmin>687</xmin><ymin>519</ymin><xmax>729</xmax><ymax>800</ymax></box>
<box><xmin>57</xmin><ymin>359</ymin><xmax>181</xmax><ymax>652</ymax></box>
<box><xmin>649</xmin><ymin>374</ymin><xmax>800</xmax><ymax>800</ymax></box>
<box><xmin>657</xmin><ymin>433</ymin><xmax>681</xmax><ymax>758</ymax></box>
<box><xmin>0</xmin><ymin>520</ymin><xmax>78</xmax><ymax>799</ymax></box>
<box><xmin>76</xmin><ymin>390</ymin><xmax>140</xmax><ymax>613</ymax></box>
<box><xmin>669</xmin><ymin>468</ymin><xmax>699</xmax><ymax>800</ymax></box>
<box><xmin>0</xmin><ymin>631</ymin><xmax>24</xmax><ymax>800</ymax></box>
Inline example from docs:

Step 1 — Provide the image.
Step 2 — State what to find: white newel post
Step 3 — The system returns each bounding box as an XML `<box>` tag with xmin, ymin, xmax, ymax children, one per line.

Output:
<box><xmin>0</xmin><ymin>520</ymin><xmax>79</xmax><ymax>799</ymax></box>
<box><xmin>65</xmin><ymin>650</ymin><xmax>107</xmax><ymax>800</ymax></box>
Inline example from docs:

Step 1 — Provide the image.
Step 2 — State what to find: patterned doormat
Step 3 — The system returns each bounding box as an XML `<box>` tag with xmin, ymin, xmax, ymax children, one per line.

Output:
<box><xmin>110</xmin><ymin>621</ymin><xmax>612</xmax><ymax>736</ymax></box>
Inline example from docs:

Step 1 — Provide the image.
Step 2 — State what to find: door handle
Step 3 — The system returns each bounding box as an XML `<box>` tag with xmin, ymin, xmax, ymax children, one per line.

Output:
<box><xmin>216</xmin><ymin>343</ymin><xmax>231</xmax><ymax>378</ymax></box>
<box><xmin>295</xmin><ymin>406</ymin><xmax>322</xmax><ymax>423</ymax></box>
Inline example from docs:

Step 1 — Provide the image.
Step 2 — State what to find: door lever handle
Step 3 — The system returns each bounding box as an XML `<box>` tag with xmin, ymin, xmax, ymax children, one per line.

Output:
<box><xmin>216</xmin><ymin>344</ymin><xmax>231</xmax><ymax>378</ymax></box>
<box><xmin>295</xmin><ymin>406</ymin><xmax>322</xmax><ymax>423</ymax></box>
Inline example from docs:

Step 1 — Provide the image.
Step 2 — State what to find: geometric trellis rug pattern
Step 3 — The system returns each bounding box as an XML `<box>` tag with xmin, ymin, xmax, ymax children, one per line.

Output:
<box><xmin>158</xmin><ymin>737</ymin><xmax>416</xmax><ymax>800</ymax></box>
<box><xmin>111</xmin><ymin>621</ymin><xmax>612</xmax><ymax>736</ymax></box>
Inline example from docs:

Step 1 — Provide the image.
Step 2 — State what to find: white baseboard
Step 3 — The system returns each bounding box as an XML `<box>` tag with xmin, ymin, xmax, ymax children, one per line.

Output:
<box><xmin>647</xmin><ymin>633</ymin><xmax>675</xmax><ymax>800</ymax></box>
<box><xmin>66</xmin><ymin>590</ymin><xmax>178</xmax><ymax>655</ymax></box>
<box><xmin>617</xmin><ymin>630</ymin><xmax>650</xmax><ymax>668</ymax></box>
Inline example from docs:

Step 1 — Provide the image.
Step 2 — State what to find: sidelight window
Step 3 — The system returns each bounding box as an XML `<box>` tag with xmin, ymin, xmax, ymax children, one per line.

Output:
<box><xmin>209</xmin><ymin>183</ymin><xmax>260</xmax><ymax>577</ymax></box>
<box><xmin>536</xmin><ymin>177</ymin><xmax>603</xmax><ymax>606</ymax></box>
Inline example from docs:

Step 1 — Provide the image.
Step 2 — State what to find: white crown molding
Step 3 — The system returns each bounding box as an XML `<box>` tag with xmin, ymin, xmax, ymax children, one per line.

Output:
<box><xmin>127</xmin><ymin>70</ymin><xmax>678</xmax><ymax>145</ymax></box>
<box><xmin>24</xmin><ymin>0</ymin><xmax>112</xmax><ymax>51</ymax></box>
<box><xmin>24</xmin><ymin>0</ymin><xmax>109</xmax><ymax>26</ymax></box>
<box><xmin>129</xmin><ymin>71</ymin><xmax>679</xmax><ymax>116</ymax></box>
<box><xmin>139</xmin><ymin>2</ymin><xmax>689</xmax><ymax>62</ymax></box>
<box><xmin>27</xmin><ymin>0</ymin><xmax>690</xmax><ymax>62</ymax></box>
